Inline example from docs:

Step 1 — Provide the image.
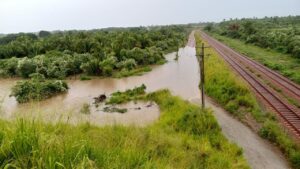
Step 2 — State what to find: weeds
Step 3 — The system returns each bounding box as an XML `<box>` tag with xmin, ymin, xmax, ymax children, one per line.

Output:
<box><xmin>103</xmin><ymin>107</ymin><xmax>128</xmax><ymax>113</ymax></box>
<box><xmin>0</xmin><ymin>90</ymin><xmax>249</xmax><ymax>168</ymax></box>
<box><xmin>113</xmin><ymin>66</ymin><xmax>152</xmax><ymax>78</ymax></box>
<box><xmin>80</xmin><ymin>103</ymin><xmax>91</xmax><ymax>114</ymax></box>
<box><xmin>79</xmin><ymin>74</ymin><xmax>92</xmax><ymax>81</ymax></box>
<box><xmin>106</xmin><ymin>84</ymin><xmax>147</xmax><ymax>105</ymax></box>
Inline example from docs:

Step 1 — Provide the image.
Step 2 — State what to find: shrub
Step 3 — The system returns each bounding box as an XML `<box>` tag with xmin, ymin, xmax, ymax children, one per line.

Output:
<box><xmin>17</xmin><ymin>57</ymin><xmax>37</xmax><ymax>78</ymax></box>
<box><xmin>10</xmin><ymin>76</ymin><xmax>69</xmax><ymax>103</ymax></box>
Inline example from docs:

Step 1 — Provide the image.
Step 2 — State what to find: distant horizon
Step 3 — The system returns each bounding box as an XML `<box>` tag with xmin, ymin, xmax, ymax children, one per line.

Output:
<box><xmin>1</xmin><ymin>0</ymin><xmax>299</xmax><ymax>34</ymax></box>
<box><xmin>0</xmin><ymin>15</ymin><xmax>299</xmax><ymax>35</ymax></box>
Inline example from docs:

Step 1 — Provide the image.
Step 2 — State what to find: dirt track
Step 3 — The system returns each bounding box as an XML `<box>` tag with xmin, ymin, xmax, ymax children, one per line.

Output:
<box><xmin>191</xmin><ymin>98</ymin><xmax>290</xmax><ymax>169</ymax></box>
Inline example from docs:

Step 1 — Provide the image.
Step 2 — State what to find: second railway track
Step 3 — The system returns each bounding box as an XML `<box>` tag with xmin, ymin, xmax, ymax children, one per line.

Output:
<box><xmin>201</xmin><ymin>32</ymin><xmax>300</xmax><ymax>139</ymax></box>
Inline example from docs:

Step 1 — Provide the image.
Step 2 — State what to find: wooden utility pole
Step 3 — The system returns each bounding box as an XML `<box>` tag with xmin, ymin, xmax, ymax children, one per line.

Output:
<box><xmin>196</xmin><ymin>42</ymin><xmax>209</xmax><ymax>109</ymax></box>
<box><xmin>200</xmin><ymin>43</ymin><xmax>205</xmax><ymax>108</ymax></box>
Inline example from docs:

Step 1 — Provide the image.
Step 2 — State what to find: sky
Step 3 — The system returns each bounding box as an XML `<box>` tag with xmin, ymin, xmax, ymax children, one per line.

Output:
<box><xmin>0</xmin><ymin>0</ymin><xmax>299</xmax><ymax>34</ymax></box>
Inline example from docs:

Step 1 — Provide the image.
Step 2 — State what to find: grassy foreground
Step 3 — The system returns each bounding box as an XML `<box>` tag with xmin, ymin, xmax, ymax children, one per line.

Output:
<box><xmin>0</xmin><ymin>89</ymin><xmax>249</xmax><ymax>169</ymax></box>
<box><xmin>195</xmin><ymin>31</ymin><xmax>300</xmax><ymax>168</ymax></box>
<box><xmin>210</xmin><ymin>33</ymin><xmax>300</xmax><ymax>84</ymax></box>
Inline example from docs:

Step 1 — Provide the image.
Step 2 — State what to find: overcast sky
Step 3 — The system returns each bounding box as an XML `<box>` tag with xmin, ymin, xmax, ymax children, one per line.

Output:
<box><xmin>0</xmin><ymin>0</ymin><xmax>299</xmax><ymax>34</ymax></box>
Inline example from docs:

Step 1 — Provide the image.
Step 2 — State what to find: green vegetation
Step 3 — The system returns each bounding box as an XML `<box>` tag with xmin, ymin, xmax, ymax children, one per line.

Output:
<box><xmin>206</xmin><ymin>16</ymin><xmax>300</xmax><ymax>58</ymax></box>
<box><xmin>210</xmin><ymin>34</ymin><xmax>300</xmax><ymax>84</ymax></box>
<box><xmin>80</xmin><ymin>103</ymin><xmax>91</xmax><ymax>114</ymax></box>
<box><xmin>0</xmin><ymin>90</ymin><xmax>249</xmax><ymax>168</ymax></box>
<box><xmin>113</xmin><ymin>66</ymin><xmax>152</xmax><ymax>78</ymax></box>
<box><xmin>106</xmin><ymin>84</ymin><xmax>147</xmax><ymax>105</ymax></box>
<box><xmin>103</xmin><ymin>107</ymin><xmax>128</xmax><ymax>113</ymax></box>
<box><xmin>79</xmin><ymin>74</ymin><xmax>92</xmax><ymax>81</ymax></box>
<box><xmin>0</xmin><ymin>26</ymin><xmax>187</xmax><ymax>79</ymax></box>
<box><xmin>195</xmin><ymin>31</ymin><xmax>300</xmax><ymax>168</ymax></box>
<box><xmin>204</xmin><ymin>16</ymin><xmax>300</xmax><ymax>84</ymax></box>
<box><xmin>10</xmin><ymin>73</ymin><xmax>68</xmax><ymax>103</ymax></box>
<box><xmin>260</xmin><ymin>120</ymin><xmax>300</xmax><ymax>168</ymax></box>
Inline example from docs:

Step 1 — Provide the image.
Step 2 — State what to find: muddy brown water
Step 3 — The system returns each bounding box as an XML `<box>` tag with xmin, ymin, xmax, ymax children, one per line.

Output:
<box><xmin>0</xmin><ymin>46</ymin><xmax>200</xmax><ymax>125</ymax></box>
<box><xmin>0</xmin><ymin>40</ymin><xmax>290</xmax><ymax>168</ymax></box>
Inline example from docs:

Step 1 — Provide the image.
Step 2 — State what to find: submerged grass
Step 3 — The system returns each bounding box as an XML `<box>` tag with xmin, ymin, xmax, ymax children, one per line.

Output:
<box><xmin>195</xmin><ymin>31</ymin><xmax>300</xmax><ymax>169</ymax></box>
<box><xmin>106</xmin><ymin>84</ymin><xmax>147</xmax><ymax>105</ymax></box>
<box><xmin>113</xmin><ymin>66</ymin><xmax>152</xmax><ymax>78</ymax></box>
<box><xmin>0</xmin><ymin>89</ymin><xmax>249</xmax><ymax>169</ymax></box>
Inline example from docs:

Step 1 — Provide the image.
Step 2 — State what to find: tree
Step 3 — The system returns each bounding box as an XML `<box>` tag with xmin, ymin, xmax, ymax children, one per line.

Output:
<box><xmin>38</xmin><ymin>31</ymin><xmax>51</xmax><ymax>38</ymax></box>
<box><xmin>204</xmin><ymin>23</ymin><xmax>214</xmax><ymax>31</ymax></box>
<box><xmin>99</xmin><ymin>56</ymin><xmax>117</xmax><ymax>76</ymax></box>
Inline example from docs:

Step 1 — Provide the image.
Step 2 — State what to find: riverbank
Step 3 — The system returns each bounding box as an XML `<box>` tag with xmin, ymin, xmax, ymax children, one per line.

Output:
<box><xmin>0</xmin><ymin>90</ymin><xmax>249</xmax><ymax>168</ymax></box>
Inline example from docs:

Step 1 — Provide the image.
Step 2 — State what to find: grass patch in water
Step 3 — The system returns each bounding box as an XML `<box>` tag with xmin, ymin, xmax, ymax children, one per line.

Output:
<box><xmin>0</xmin><ymin>89</ymin><xmax>249</xmax><ymax>169</ymax></box>
<box><xmin>80</xmin><ymin>103</ymin><xmax>91</xmax><ymax>114</ymax></box>
<box><xmin>79</xmin><ymin>74</ymin><xmax>92</xmax><ymax>81</ymax></box>
<box><xmin>103</xmin><ymin>107</ymin><xmax>128</xmax><ymax>113</ymax></box>
<box><xmin>106</xmin><ymin>84</ymin><xmax>147</xmax><ymax>105</ymax></box>
<box><xmin>113</xmin><ymin>66</ymin><xmax>152</xmax><ymax>78</ymax></box>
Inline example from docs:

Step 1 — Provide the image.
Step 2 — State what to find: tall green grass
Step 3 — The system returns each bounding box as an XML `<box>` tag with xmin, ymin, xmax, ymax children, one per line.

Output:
<box><xmin>0</xmin><ymin>90</ymin><xmax>249</xmax><ymax>169</ymax></box>
<box><xmin>195</xmin><ymin>31</ymin><xmax>300</xmax><ymax>169</ymax></box>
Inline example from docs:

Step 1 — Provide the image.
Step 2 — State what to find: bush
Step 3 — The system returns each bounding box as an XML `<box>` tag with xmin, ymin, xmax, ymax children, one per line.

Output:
<box><xmin>16</xmin><ymin>57</ymin><xmax>37</xmax><ymax>78</ymax></box>
<box><xmin>10</xmin><ymin>75</ymin><xmax>69</xmax><ymax>103</ymax></box>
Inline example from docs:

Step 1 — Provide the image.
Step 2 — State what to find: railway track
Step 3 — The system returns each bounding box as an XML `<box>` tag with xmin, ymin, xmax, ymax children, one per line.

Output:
<box><xmin>201</xmin><ymin>32</ymin><xmax>300</xmax><ymax>138</ymax></box>
<box><xmin>203</xmin><ymin>33</ymin><xmax>300</xmax><ymax>103</ymax></box>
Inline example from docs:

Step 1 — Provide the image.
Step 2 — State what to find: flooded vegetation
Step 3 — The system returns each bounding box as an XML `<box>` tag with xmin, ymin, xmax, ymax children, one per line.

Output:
<box><xmin>1</xmin><ymin>0</ymin><xmax>299</xmax><ymax>167</ymax></box>
<box><xmin>0</xmin><ymin>44</ymin><xmax>200</xmax><ymax>125</ymax></box>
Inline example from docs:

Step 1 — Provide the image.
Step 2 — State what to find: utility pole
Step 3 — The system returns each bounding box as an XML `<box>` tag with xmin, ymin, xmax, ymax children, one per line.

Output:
<box><xmin>200</xmin><ymin>43</ymin><xmax>205</xmax><ymax>108</ymax></box>
<box><xmin>196</xmin><ymin>43</ymin><xmax>209</xmax><ymax>109</ymax></box>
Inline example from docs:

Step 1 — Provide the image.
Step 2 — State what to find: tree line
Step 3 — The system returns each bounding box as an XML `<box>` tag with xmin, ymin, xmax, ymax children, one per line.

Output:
<box><xmin>205</xmin><ymin>16</ymin><xmax>300</xmax><ymax>58</ymax></box>
<box><xmin>0</xmin><ymin>26</ymin><xmax>187</xmax><ymax>79</ymax></box>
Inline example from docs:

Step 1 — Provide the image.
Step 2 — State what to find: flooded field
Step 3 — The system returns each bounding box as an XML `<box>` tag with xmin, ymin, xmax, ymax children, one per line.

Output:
<box><xmin>0</xmin><ymin>45</ymin><xmax>200</xmax><ymax>125</ymax></box>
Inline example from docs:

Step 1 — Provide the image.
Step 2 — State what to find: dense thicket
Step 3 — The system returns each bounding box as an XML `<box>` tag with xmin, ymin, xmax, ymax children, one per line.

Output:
<box><xmin>0</xmin><ymin>26</ymin><xmax>187</xmax><ymax>78</ymax></box>
<box><xmin>10</xmin><ymin>73</ymin><xmax>69</xmax><ymax>103</ymax></box>
<box><xmin>205</xmin><ymin>16</ymin><xmax>300</xmax><ymax>58</ymax></box>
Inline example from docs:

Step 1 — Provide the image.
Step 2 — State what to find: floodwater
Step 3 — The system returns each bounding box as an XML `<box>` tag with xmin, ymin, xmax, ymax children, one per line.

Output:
<box><xmin>0</xmin><ymin>34</ymin><xmax>290</xmax><ymax>168</ymax></box>
<box><xmin>0</xmin><ymin>44</ymin><xmax>200</xmax><ymax>125</ymax></box>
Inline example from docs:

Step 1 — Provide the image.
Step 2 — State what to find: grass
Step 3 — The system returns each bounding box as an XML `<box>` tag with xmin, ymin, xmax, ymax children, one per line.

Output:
<box><xmin>0</xmin><ymin>89</ymin><xmax>250</xmax><ymax>169</ymax></box>
<box><xmin>106</xmin><ymin>84</ymin><xmax>147</xmax><ymax>105</ymax></box>
<box><xmin>103</xmin><ymin>107</ymin><xmax>128</xmax><ymax>113</ymax></box>
<box><xmin>210</xmin><ymin>33</ymin><xmax>300</xmax><ymax>84</ymax></box>
<box><xmin>195</xmin><ymin>31</ymin><xmax>300</xmax><ymax>169</ymax></box>
<box><xmin>79</xmin><ymin>75</ymin><xmax>92</xmax><ymax>81</ymax></box>
<box><xmin>80</xmin><ymin>103</ymin><xmax>91</xmax><ymax>114</ymax></box>
<box><xmin>113</xmin><ymin>66</ymin><xmax>152</xmax><ymax>78</ymax></box>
